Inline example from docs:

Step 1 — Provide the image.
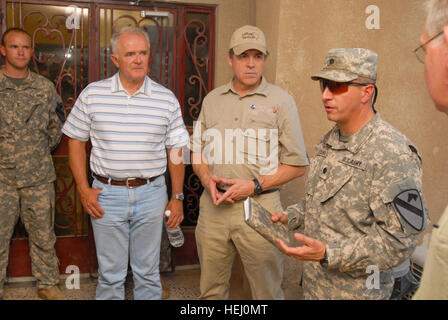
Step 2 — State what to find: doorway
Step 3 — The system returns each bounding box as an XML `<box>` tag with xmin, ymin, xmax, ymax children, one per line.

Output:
<box><xmin>0</xmin><ymin>0</ymin><xmax>214</xmax><ymax>277</ymax></box>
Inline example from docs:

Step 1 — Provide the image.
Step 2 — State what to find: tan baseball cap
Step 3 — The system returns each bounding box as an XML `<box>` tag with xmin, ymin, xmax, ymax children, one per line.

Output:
<box><xmin>229</xmin><ymin>25</ymin><xmax>268</xmax><ymax>56</ymax></box>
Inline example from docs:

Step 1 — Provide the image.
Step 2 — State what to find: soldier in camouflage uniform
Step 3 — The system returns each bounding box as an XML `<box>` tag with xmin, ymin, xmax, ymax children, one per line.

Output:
<box><xmin>272</xmin><ymin>48</ymin><xmax>429</xmax><ymax>299</ymax></box>
<box><xmin>0</xmin><ymin>28</ymin><xmax>65</xmax><ymax>300</ymax></box>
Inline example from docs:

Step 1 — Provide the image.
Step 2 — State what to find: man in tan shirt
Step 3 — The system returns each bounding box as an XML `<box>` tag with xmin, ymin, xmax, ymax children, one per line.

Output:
<box><xmin>191</xmin><ymin>25</ymin><xmax>309</xmax><ymax>299</ymax></box>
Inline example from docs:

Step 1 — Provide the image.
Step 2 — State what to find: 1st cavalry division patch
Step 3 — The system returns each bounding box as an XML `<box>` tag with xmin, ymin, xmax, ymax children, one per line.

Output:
<box><xmin>393</xmin><ymin>189</ymin><xmax>424</xmax><ymax>231</ymax></box>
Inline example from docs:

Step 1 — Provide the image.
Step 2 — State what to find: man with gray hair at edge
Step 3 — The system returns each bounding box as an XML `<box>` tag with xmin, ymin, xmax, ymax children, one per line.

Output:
<box><xmin>271</xmin><ymin>48</ymin><xmax>429</xmax><ymax>299</ymax></box>
<box><xmin>62</xmin><ymin>26</ymin><xmax>189</xmax><ymax>300</ymax></box>
<box><xmin>413</xmin><ymin>0</ymin><xmax>448</xmax><ymax>300</ymax></box>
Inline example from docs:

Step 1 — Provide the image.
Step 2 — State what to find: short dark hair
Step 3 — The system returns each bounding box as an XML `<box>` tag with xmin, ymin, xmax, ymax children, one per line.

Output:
<box><xmin>1</xmin><ymin>28</ymin><xmax>32</xmax><ymax>46</ymax></box>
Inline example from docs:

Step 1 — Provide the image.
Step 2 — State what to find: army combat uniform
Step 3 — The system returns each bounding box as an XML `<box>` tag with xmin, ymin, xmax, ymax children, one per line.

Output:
<box><xmin>0</xmin><ymin>70</ymin><xmax>64</xmax><ymax>296</ymax></box>
<box><xmin>286</xmin><ymin>113</ymin><xmax>428</xmax><ymax>299</ymax></box>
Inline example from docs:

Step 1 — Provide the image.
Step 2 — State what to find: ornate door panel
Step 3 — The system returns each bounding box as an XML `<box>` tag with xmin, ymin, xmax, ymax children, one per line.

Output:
<box><xmin>0</xmin><ymin>0</ymin><xmax>215</xmax><ymax>276</ymax></box>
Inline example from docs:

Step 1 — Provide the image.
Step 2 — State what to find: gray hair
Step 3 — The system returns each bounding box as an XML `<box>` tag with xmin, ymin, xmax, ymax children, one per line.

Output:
<box><xmin>425</xmin><ymin>0</ymin><xmax>448</xmax><ymax>45</ymax></box>
<box><xmin>110</xmin><ymin>26</ymin><xmax>150</xmax><ymax>55</ymax></box>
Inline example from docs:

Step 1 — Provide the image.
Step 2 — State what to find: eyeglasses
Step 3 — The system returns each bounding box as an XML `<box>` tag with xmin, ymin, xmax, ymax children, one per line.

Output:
<box><xmin>319</xmin><ymin>79</ymin><xmax>378</xmax><ymax>112</ymax></box>
<box><xmin>414</xmin><ymin>31</ymin><xmax>443</xmax><ymax>64</ymax></box>
<box><xmin>319</xmin><ymin>79</ymin><xmax>373</xmax><ymax>94</ymax></box>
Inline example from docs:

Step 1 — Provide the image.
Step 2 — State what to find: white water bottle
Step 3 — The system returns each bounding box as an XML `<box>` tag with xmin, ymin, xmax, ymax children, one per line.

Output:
<box><xmin>165</xmin><ymin>210</ymin><xmax>184</xmax><ymax>247</ymax></box>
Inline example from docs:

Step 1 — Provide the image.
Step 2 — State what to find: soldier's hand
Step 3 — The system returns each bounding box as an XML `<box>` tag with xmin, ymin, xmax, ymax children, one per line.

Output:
<box><xmin>271</xmin><ymin>212</ymin><xmax>288</xmax><ymax>226</ymax></box>
<box><xmin>276</xmin><ymin>233</ymin><xmax>326</xmax><ymax>262</ymax></box>
<box><xmin>164</xmin><ymin>198</ymin><xmax>184</xmax><ymax>229</ymax></box>
<box><xmin>80</xmin><ymin>188</ymin><xmax>104</xmax><ymax>219</ymax></box>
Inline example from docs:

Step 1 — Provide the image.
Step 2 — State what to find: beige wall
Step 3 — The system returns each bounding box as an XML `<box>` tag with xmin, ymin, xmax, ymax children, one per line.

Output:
<box><xmin>254</xmin><ymin>0</ymin><xmax>448</xmax><ymax>231</ymax></box>
<box><xmin>162</xmin><ymin>0</ymin><xmax>447</xmax><ymax>230</ymax></box>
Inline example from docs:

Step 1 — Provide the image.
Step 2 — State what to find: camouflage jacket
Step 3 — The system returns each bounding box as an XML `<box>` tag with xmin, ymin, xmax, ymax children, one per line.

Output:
<box><xmin>286</xmin><ymin>113</ymin><xmax>428</xmax><ymax>300</ymax></box>
<box><xmin>0</xmin><ymin>70</ymin><xmax>63</xmax><ymax>188</ymax></box>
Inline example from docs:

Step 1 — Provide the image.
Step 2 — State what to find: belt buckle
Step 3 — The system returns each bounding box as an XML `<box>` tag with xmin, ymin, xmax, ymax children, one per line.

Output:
<box><xmin>126</xmin><ymin>178</ymin><xmax>137</xmax><ymax>189</ymax></box>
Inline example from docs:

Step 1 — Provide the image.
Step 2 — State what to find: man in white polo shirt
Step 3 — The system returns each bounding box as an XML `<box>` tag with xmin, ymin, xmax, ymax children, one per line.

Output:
<box><xmin>62</xmin><ymin>26</ymin><xmax>189</xmax><ymax>300</ymax></box>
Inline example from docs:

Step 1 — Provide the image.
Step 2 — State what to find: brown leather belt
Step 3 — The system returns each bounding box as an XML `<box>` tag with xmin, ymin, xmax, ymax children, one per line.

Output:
<box><xmin>216</xmin><ymin>186</ymin><xmax>279</xmax><ymax>195</ymax></box>
<box><xmin>93</xmin><ymin>173</ymin><xmax>160</xmax><ymax>189</ymax></box>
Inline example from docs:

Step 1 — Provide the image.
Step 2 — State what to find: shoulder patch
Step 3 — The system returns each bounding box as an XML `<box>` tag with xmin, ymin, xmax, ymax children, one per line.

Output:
<box><xmin>393</xmin><ymin>189</ymin><xmax>424</xmax><ymax>231</ymax></box>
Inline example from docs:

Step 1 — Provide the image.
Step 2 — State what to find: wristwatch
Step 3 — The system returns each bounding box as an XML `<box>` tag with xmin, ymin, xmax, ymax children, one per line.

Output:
<box><xmin>253</xmin><ymin>178</ymin><xmax>263</xmax><ymax>195</ymax></box>
<box><xmin>320</xmin><ymin>249</ymin><xmax>328</xmax><ymax>267</ymax></box>
<box><xmin>172</xmin><ymin>193</ymin><xmax>184</xmax><ymax>201</ymax></box>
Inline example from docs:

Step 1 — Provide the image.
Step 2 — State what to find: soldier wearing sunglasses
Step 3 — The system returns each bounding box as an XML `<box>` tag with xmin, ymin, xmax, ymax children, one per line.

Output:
<box><xmin>271</xmin><ymin>48</ymin><xmax>428</xmax><ymax>299</ymax></box>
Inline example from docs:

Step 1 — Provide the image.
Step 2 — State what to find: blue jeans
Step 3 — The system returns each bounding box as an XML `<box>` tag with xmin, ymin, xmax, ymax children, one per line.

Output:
<box><xmin>91</xmin><ymin>176</ymin><xmax>167</xmax><ymax>300</ymax></box>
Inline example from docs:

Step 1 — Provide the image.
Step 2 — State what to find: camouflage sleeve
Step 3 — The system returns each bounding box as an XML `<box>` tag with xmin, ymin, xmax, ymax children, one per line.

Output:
<box><xmin>286</xmin><ymin>199</ymin><xmax>306</xmax><ymax>231</ymax></box>
<box><xmin>325</xmin><ymin>152</ymin><xmax>429</xmax><ymax>277</ymax></box>
<box><xmin>47</xmin><ymin>86</ymin><xmax>64</xmax><ymax>151</ymax></box>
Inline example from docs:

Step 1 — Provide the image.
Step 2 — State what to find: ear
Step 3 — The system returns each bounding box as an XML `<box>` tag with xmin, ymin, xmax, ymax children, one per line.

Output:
<box><xmin>111</xmin><ymin>53</ymin><xmax>120</xmax><ymax>69</ymax></box>
<box><xmin>0</xmin><ymin>45</ymin><xmax>5</xmax><ymax>57</ymax></box>
<box><xmin>361</xmin><ymin>84</ymin><xmax>375</xmax><ymax>104</ymax></box>
<box><xmin>227</xmin><ymin>52</ymin><xmax>233</xmax><ymax>68</ymax></box>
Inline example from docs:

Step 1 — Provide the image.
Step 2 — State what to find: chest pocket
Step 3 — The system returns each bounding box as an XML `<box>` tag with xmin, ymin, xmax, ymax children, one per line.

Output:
<box><xmin>18</xmin><ymin>92</ymin><xmax>49</xmax><ymax>129</ymax></box>
<box><xmin>244</xmin><ymin>105</ymin><xmax>278</xmax><ymax>129</ymax></box>
<box><xmin>314</xmin><ymin>160</ymin><xmax>354</xmax><ymax>204</ymax></box>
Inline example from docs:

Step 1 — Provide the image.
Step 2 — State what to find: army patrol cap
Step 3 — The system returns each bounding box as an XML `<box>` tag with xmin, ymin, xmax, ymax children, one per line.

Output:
<box><xmin>229</xmin><ymin>25</ymin><xmax>268</xmax><ymax>56</ymax></box>
<box><xmin>311</xmin><ymin>48</ymin><xmax>378</xmax><ymax>82</ymax></box>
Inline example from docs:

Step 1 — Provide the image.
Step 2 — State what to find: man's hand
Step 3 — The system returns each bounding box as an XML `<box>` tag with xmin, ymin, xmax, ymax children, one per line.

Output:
<box><xmin>164</xmin><ymin>198</ymin><xmax>184</xmax><ymax>229</ymax></box>
<box><xmin>203</xmin><ymin>174</ymin><xmax>234</xmax><ymax>205</ymax></box>
<box><xmin>271</xmin><ymin>211</ymin><xmax>288</xmax><ymax>226</ymax></box>
<box><xmin>80</xmin><ymin>188</ymin><xmax>104</xmax><ymax>219</ymax></box>
<box><xmin>215</xmin><ymin>178</ymin><xmax>254</xmax><ymax>205</ymax></box>
<box><xmin>204</xmin><ymin>174</ymin><xmax>221</xmax><ymax>205</ymax></box>
<box><xmin>276</xmin><ymin>233</ymin><xmax>326</xmax><ymax>262</ymax></box>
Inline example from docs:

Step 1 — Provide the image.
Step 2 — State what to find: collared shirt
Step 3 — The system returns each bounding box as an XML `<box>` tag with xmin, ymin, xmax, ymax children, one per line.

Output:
<box><xmin>191</xmin><ymin>77</ymin><xmax>309</xmax><ymax>180</ymax></box>
<box><xmin>0</xmin><ymin>70</ymin><xmax>63</xmax><ymax>188</ymax></box>
<box><xmin>62</xmin><ymin>73</ymin><xmax>189</xmax><ymax>179</ymax></box>
<box><xmin>286</xmin><ymin>113</ymin><xmax>428</xmax><ymax>299</ymax></box>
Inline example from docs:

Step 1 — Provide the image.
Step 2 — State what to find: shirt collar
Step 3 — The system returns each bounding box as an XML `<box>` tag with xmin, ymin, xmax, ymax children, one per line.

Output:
<box><xmin>111</xmin><ymin>72</ymin><xmax>151</xmax><ymax>96</ymax></box>
<box><xmin>326</xmin><ymin>113</ymin><xmax>381</xmax><ymax>154</ymax></box>
<box><xmin>0</xmin><ymin>68</ymin><xmax>35</xmax><ymax>90</ymax></box>
<box><xmin>220</xmin><ymin>76</ymin><xmax>269</xmax><ymax>97</ymax></box>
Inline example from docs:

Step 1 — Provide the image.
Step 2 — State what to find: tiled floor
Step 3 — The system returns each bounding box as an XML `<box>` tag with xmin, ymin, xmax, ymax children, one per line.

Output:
<box><xmin>2</xmin><ymin>265</ymin><xmax>303</xmax><ymax>300</ymax></box>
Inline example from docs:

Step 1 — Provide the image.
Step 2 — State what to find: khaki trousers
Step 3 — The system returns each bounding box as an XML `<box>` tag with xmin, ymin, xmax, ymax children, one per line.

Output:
<box><xmin>195</xmin><ymin>191</ymin><xmax>285</xmax><ymax>300</ymax></box>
